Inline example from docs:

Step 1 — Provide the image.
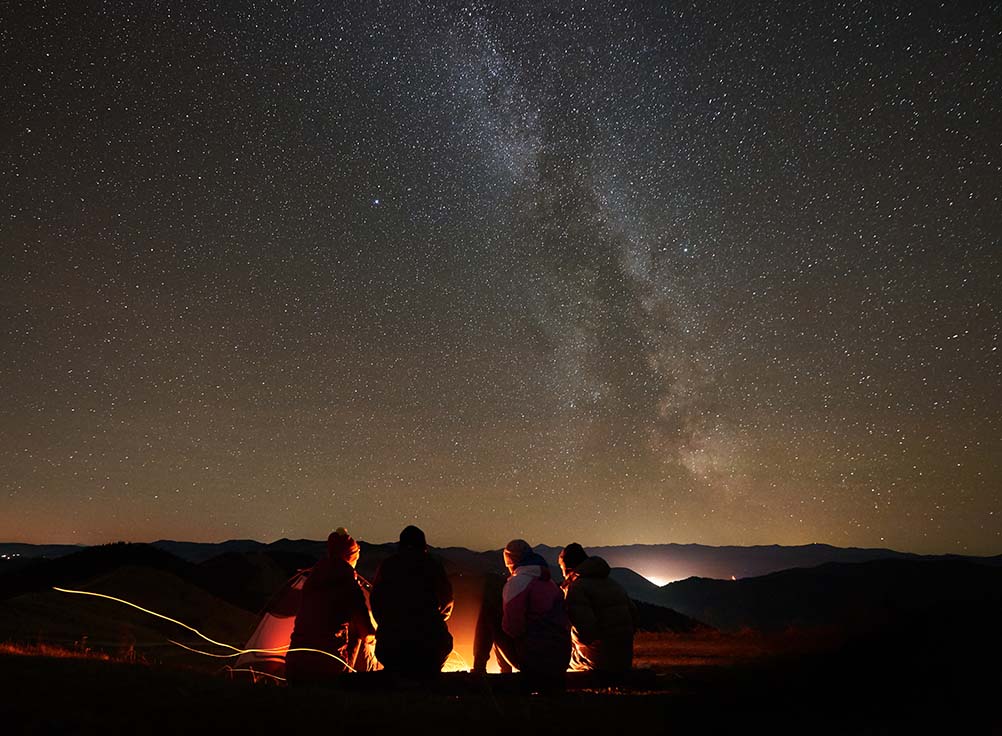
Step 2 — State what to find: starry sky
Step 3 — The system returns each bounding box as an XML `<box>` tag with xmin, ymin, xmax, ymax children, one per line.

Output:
<box><xmin>2</xmin><ymin>1</ymin><xmax>1000</xmax><ymax>554</ymax></box>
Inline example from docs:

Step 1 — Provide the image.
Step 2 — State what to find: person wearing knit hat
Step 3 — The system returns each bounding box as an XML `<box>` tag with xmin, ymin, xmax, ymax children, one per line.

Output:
<box><xmin>557</xmin><ymin>543</ymin><xmax>587</xmax><ymax>575</ymax></box>
<box><xmin>370</xmin><ymin>526</ymin><xmax>454</xmax><ymax>676</ymax></box>
<box><xmin>328</xmin><ymin>527</ymin><xmax>361</xmax><ymax>568</ymax></box>
<box><xmin>503</xmin><ymin>539</ymin><xmax>533</xmax><ymax>573</ymax></box>
<box><xmin>558</xmin><ymin>542</ymin><xmax>636</xmax><ymax>673</ymax></box>
<box><xmin>286</xmin><ymin>527</ymin><xmax>377</xmax><ymax>684</ymax></box>
<box><xmin>473</xmin><ymin>539</ymin><xmax>570</xmax><ymax>690</ymax></box>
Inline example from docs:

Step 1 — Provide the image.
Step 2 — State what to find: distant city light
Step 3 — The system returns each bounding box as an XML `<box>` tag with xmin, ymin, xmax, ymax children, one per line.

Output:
<box><xmin>643</xmin><ymin>574</ymin><xmax>675</xmax><ymax>587</ymax></box>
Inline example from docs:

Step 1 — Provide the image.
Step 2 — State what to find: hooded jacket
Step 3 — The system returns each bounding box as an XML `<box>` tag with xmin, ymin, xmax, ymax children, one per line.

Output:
<box><xmin>502</xmin><ymin>552</ymin><xmax>571</xmax><ymax>674</ymax></box>
<box><xmin>562</xmin><ymin>555</ymin><xmax>636</xmax><ymax>672</ymax></box>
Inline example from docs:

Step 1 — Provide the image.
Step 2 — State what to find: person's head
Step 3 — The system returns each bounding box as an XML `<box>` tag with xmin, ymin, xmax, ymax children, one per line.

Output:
<box><xmin>398</xmin><ymin>525</ymin><xmax>427</xmax><ymax>552</ymax></box>
<box><xmin>328</xmin><ymin>527</ymin><xmax>361</xmax><ymax>568</ymax></box>
<box><xmin>558</xmin><ymin>543</ymin><xmax>587</xmax><ymax>578</ymax></box>
<box><xmin>503</xmin><ymin>539</ymin><xmax>533</xmax><ymax>575</ymax></box>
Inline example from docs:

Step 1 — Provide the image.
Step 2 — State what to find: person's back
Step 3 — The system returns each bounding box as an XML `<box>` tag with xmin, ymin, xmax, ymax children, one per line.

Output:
<box><xmin>501</xmin><ymin>539</ymin><xmax>571</xmax><ymax>683</ymax></box>
<box><xmin>370</xmin><ymin>525</ymin><xmax>453</xmax><ymax>675</ymax></box>
<box><xmin>559</xmin><ymin>544</ymin><xmax>635</xmax><ymax>672</ymax></box>
<box><xmin>286</xmin><ymin>528</ymin><xmax>375</xmax><ymax>683</ymax></box>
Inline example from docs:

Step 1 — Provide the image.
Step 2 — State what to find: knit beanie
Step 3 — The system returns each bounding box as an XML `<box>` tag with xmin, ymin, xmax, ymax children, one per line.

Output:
<box><xmin>328</xmin><ymin>527</ymin><xmax>361</xmax><ymax>567</ymax></box>
<box><xmin>503</xmin><ymin>539</ymin><xmax>532</xmax><ymax>570</ymax></box>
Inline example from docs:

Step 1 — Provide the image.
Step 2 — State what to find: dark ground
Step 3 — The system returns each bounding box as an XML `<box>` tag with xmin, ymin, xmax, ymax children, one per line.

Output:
<box><xmin>3</xmin><ymin>621</ymin><xmax>1000</xmax><ymax>736</ymax></box>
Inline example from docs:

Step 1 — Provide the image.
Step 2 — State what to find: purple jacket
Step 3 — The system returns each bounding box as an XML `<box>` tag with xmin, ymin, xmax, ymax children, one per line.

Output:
<box><xmin>502</xmin><ymin>554</ymin><xmax>571</xmax><ymax>674</ymax></box>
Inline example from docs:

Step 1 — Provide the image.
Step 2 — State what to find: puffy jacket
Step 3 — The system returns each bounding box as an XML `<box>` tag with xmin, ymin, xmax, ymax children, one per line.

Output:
<box><xmin>562</xmin><ymin>556</ymin><xmax>636</xmax><ymax>672</ymax></box>
<box><xmin>371</xmin><ymin>548</ymin><xmax>454</xmax><ymax>670</ymax></box>
<box><xmin>289</xmin><ymin>557</ymin><xmax>375</xmax><ymax>673</ymax></box>
<box><xmin>502</xmin><ymin>554</ymin><xmax>571</xmax><ymax>674</ymax></box>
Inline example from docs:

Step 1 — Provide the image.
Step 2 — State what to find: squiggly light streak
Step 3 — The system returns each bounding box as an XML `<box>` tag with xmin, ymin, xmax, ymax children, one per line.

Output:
<box><xmin>168</xmin><ymin>639</ymin><xmax>354</xmax><ymax>671</ymax></box>
<box><xmin>54</xmin><ymin>586</ymin><xmax>354</xmax><ymax>671</ymax></box>
<box><xmin>168</xmin><ymin>640</ymin><xmax>239</xmax><ymax>658</ymax></box>
<box><xmin>54</xmin><ymin>587</ymin><xmax>241</xmax><ymax>652</ymax></box>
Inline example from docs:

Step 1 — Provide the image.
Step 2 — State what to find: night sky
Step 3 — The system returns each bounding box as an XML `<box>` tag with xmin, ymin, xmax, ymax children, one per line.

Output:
<box><xmin>2</xmin><ymin>1</ymin><xmax>999</xmax><ymax>554</ymax></box>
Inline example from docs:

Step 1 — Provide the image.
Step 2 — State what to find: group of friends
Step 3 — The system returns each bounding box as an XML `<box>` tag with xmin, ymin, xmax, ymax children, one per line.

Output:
<box><xmin>285</xmin><ymin>525</ymin><xmax>636</xmax><ymax>688</ymax></box>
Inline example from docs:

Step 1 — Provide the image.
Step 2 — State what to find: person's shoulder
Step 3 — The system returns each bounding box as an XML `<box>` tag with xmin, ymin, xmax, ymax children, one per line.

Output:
<box><xmin>381</xmin><ymin>552</ymin><xmax>405</xmax><ymax>568</ymax></box>
<box><xmin>327</xmin><ymin>558</ymin><xmax>358</xmax><ymax>582</ymax></box>
<box><xmin>373</xmin><ymin>553</ymin><xmax>401</xmax><ymax>578</ymax></box>
<box><xmin>423</xmin><ymin>552</ymin><xmax>447</xmax><ymax>573</ymax></box>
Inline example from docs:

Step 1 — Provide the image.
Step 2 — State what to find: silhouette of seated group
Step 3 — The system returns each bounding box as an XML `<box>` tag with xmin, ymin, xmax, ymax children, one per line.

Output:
<box><xmin>285</xmin><ymin>526</ymin><xmax>636</xmax><ymax>690</ymax></box>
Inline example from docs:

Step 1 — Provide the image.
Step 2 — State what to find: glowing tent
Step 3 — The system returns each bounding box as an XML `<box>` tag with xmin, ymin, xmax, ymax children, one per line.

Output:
<box><xmin>231</xmin><ymin>569</ymin><xmax>308</xmax><ymax>680</ymax></box>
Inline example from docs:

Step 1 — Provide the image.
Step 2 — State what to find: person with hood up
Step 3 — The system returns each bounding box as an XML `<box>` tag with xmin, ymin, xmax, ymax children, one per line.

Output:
<box><xmin>558</xmin><ymin>543</ymin><xmax>636</xmax><ymax>672</ymax></box>
<box><xmin>285</xmin><ymin>527</ymin><xmax>377</xmax><ymax>684</ymax></box>
<box><xmin>497</xmin><ymin>539</ymin><xmax>571</xmax><ymax>689</ymax></box>
<box><xmin>370</xmin><ymin>525</ymin><xmax>454</xmax><ymax>675</ymax></box>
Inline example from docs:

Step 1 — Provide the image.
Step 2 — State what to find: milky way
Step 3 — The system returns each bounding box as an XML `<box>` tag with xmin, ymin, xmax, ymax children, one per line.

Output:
<box><xmin>2</xmin><ymin>1</ymin><xmax>999</xmax><ymax>553</ymax></box>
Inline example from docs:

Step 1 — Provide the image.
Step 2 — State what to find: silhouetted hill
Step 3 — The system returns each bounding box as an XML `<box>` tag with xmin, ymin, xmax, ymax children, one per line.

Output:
<box><xmin>633</xmin><ymin>599</ymin><xmax>710</xmax><ymax>633</ymax></box>
<box><xmin>0</xmin><ymin>543</ymin><xmax>284</xmax><ymax>622</ymax></box>
<box><xmin>0</xmin><ymin>543</ymin><xmax>198</xmax><ymax>602</ymax></box>
<box><xmin>0</xmin><ymin>564</ymin><xmax>257</xmax><ymax>669</ymax></box>
<box><xmin>195</xmin><ymin>550</ymin><xmax>311</xmax><ymax>612</ymax></box>
<box><xmin>608</xmin><ymin>567</ymin><xmax>664</xmax><ymax>604</ymax></box>
<box><xmin>0</xmin><ymin>543</ymin><xmax>85</xmax><ymax>560</ymax></box>
<box><xmin>657</xmin><ymin>557</ymin><xmax>1002</xmax><ymax>631</ymax></box>
<box><xmin>263</xmin><ymin>538</ymin><xmax>328</xmax><ymax>559</ymax></box>
<box><xmin>12</xmin><ymin>539</ymin><xmax>1000</xmax><ymax>582</ymax></box>
<box><xmin>531</xmin><ymin>542</ymin><xmax>1002</xmax><ymax>583</ymax></box>
<box><xmin>151</xmin><ymin>539</ymin><xmax>264</xmax><ymax>564</ymax></box>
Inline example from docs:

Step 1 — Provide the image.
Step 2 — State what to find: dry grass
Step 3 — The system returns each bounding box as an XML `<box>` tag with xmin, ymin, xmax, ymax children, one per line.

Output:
<box><xmin>634</xmin><ymin>627</ymin><xmax>845</xmax><ymax>671</ymax></box>
<box><xmin>0</xmin><ymin>640</ymin><xmax>114</xmax><ymax>661</ymax></box>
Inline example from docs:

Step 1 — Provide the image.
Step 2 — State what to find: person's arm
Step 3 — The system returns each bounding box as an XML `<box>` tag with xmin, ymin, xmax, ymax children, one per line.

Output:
<box><xmin>351</xmin><ymin>576</ymin><xmax>377</xmax><ymax>637</ymax></box>
<box><xmin>473</xmin><ymin>575</ymin><xmax>504</xmax><ymax>672</ymax></box>
<box><xmin>435</xmin><ymin>560</ymin><xmax>454</xmax><ymax>621</ymax></box>
<box><xmin>369</xmin><ymin>562</ymin><xmax>386</xmax><ymax>625</ymax></box>
<box><xmin>565</xmin><ymin>583</ymin><xmax>599</xmax><ymax>644</ymax></box>
<box><xmin>501</xmin><ymin>577</ymin><xmax>528</xmax><ymax>639</ymax></box>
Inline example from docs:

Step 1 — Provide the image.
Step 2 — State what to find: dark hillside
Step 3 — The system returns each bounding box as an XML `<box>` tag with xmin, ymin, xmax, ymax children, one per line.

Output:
<box><xmin>0</xmin><ymin>565</ymin><xmax>257</xmax><ymax>669</ymax></box>
<box><xmin>0</xmin><ymin>543</ymin><xmax>197</xmax><ymax>602</ymax></box>
<box><xmin>151</xmin><ymin>539</ymin><xmax>264</xmax><ymax>564</ymax></box>
<box><xmin>659</xmin><ymin>557</ymin><xmax>1002</xmax><ymax>631</ymax></box>
<box><xmin>195</xmin><ymin>550</ymin><xmax>311</xmax><ymax>612</ymax></box>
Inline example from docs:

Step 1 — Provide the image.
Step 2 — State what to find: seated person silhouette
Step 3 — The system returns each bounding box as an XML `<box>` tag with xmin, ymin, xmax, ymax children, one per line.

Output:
<box><xmin>286</xmin><ymin>528</ymin><xmax>376</xmax><ymax>684</ymax></box>
<box><xmin>370</xmin><ymin>525</ymin><xmax>454</xmax><ymax>676</ymax></box>
<box><xmin>473</xmin><ymin>539</ymin><xmax>570</xmax><ymax>691</ymax></box>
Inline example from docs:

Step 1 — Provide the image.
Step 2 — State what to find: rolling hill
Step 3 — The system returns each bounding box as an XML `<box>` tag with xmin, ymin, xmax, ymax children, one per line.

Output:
<box><xmin>654</xmin><ymin>557</ymin><xmax>1002</xmax><ymax>631</ymax></box>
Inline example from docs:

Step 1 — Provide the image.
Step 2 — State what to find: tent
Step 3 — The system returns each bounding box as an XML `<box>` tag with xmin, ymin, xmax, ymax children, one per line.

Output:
<box><xmin>231</xmin><ymin>569</ymin><xmax>309</xmax><ymax>681</ymax></box>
